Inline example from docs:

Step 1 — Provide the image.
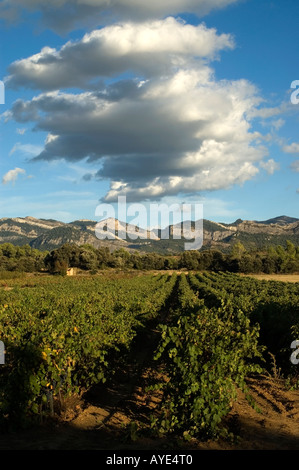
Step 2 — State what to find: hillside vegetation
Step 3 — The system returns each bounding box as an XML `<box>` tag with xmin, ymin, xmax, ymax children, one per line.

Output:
<box><xmin>0</xmin><ymin>239</ymin><xmax>299</xmax><ymax>276</ymax></box>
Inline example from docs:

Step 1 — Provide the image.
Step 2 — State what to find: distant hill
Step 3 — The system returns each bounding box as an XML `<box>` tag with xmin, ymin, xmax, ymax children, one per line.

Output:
<box><xmin>0</xmin><ymin>215</ymin><xmax>298</xmax><ymax>253</ymax></box>
<box><xmin>256</xmin><ymin>215</ymin><xmax>299</xmax><ymax>226</ymax></box>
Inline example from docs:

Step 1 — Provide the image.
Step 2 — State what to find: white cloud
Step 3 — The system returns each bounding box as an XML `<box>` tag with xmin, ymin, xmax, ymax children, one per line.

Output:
<box><xmin>6</xmin><ymin>18</ymin><xmax>234</xmax><ymax>90</ymax></box>
<box><xmin>260</xmin><ymin>159</ymin><xmax>280</xmax><ymax>175</ymax></box>
<box><xmin>4</xmin><ymin>65</ymin><xmax>267</xmax><ymax>201</ymax></box>
<box><xmin>2</xmin><ymin>167</ymin><xmax>26</xmax><ymax>185</ymax></box>
<box><xmin>248</xmin><ymin>105</ymin><xmax>284</xmax><ymax>119</ymax></box>
<box><xmin>271</xmin><ymin>118</ymin><xmax>285</xmax><ymax>131</ymax></box>
<box><xmin>9</xmin><ymin>142</ymin><xmax>43</xmax><ymax>157</ymax></box>
<box><xmin>103</xmin><ymin>161</ymin><xmax>260</xmax><ymax>202</ymax></box>
<box><xmin>283</xmin><ymin>142</ymin><xmax>299</xmax><ymax>154</ymax></box>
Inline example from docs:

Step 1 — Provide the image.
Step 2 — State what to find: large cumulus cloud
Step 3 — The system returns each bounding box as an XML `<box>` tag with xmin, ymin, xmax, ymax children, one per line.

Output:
<box><xmin>3</xmin><ymin>13</ymin><xmax>272</xmax><ymax>203</ymax></box>
<box><xmin>5</xmin><ymin>18</ymin><xmax>234</xmax><ymax>90</ymax></box>
<box><xmin>4</xmin><ymin>67</ymin><xmax>267</xmax><ymax>201</ymax></box>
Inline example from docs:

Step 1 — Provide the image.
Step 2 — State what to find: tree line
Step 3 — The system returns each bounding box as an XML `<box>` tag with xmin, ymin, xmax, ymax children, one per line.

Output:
<box><xmin>0</xmin><ymin>240</ymin><xmax>299</xmax><ymax>275</ymax></box>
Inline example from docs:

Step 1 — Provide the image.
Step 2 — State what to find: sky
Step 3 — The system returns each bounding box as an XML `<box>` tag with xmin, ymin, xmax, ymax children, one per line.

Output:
<box><xmin>0</xmin><ymin>0</ymin><xmax>298</xmax><ymax>227</ymax></box>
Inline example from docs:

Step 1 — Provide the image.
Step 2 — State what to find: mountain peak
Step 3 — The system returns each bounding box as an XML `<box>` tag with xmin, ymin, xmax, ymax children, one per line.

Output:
<box><xmin>257</xmin><ymin>215</ymin><xmax>299</xmax><ymax>226</ymax></box>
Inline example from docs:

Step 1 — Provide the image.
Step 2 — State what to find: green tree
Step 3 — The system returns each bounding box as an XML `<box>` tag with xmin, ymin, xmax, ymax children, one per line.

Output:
<box><xmin>79</xmin><ymin>248</ymin><xmax>98</xmax><ymax>270</ymax></box>
<box><xmin>231</xmin><ymin>241</ymin><xmax>246</xmax><ymax>259</ymax></box>
<box><xmin>179</xmin><ymin>251</ymin><xmax>200</xmax><ymax>270</ymax></box>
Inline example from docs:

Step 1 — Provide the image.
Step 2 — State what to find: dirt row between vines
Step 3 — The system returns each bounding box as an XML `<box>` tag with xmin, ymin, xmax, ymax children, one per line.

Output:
<box><xmin>2</xmin><ymin>364</ymin><xmax>299</xmax><ymax>450</ymax></box>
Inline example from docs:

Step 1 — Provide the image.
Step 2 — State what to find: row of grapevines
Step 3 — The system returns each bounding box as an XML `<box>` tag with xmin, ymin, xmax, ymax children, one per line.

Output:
<box><xmin>191</xmin><ymin>271</ymin><xmax>299</xmax><ymax>377</ymax></box>
<box><xmin>0</xmin><ymin>273</ymin><xmax>176</xmax><ymax>427</ymax></box>
<box><xmin>151</xmin><ymin>273</ymin><xmax>264</xmax><ymax>440</ymax></box>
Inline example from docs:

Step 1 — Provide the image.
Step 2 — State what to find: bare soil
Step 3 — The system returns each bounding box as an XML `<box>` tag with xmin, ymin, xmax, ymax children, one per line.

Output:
<box><xmin>1</xmin><ymin>351</ymin><xmax>299</xmax><ymax>451</ymax></box>
<box><xmin>241</xmin><ymin>273</ymin><xmax>299</xmax><ymax>283</ymax></box>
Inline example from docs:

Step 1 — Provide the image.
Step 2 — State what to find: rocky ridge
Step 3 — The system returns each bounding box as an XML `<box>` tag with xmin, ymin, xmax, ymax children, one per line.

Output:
<box><xmin>0</xmin><ymin>215</ymin><xmax>298</xmax><ymax>253</ymax></box>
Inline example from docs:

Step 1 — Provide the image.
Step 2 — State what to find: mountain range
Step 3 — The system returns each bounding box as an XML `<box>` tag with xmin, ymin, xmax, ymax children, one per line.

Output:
<box><xmin>0</xmin><ymin>215</ymin><xmax>298</xmax><ymax>253</ymax></box>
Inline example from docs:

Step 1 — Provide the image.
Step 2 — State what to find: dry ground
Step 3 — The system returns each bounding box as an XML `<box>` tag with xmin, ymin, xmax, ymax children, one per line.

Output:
<box><xmin>241</xmin><ymin>273</ymin><xmax>299</xmax><ymax>283</ymax></box>
<box><xmin>1</xmin><ymin>359</ymin><xmax>299</xmax><ymax>451</ymax></box>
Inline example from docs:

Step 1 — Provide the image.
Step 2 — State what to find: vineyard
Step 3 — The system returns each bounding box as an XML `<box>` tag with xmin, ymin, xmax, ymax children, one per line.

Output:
<box><xmin>0</xmin><ymin>271</ymin><xmax>299</xmax><ymax>448</ymax></box>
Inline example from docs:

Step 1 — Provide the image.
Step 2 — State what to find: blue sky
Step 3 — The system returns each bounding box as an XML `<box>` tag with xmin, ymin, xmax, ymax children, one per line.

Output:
<box><xmin>0</xmin><ymin>0</ymin><xmax>298</xmax><ymax>226</ymax></box>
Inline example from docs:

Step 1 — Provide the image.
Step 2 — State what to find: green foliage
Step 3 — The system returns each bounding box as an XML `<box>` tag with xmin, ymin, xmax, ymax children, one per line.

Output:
<box><xmin>0</xmin><ymin>268</ymin><xmax>298</xmax><ymax>440</ymax></box>
<box><xmin>0</xmin><ymin>273</ymin><xmax>175</xmax><ymax>427</ymax></box>
<box><xmin>0</xmin><ymin>243</ymin><xmax>46</xmax><ymax>273</ymax></box>
<box><xmin>1</xmin><ymin>238</ymin><xmax>299</xmax><ymax>274</ymax></box>
<box><xmin>189</xmin><ymin>271</ymin><xmax>299</xmax><ymax>377</ymax></box>
<box><xmin>151</xmin><ymin>274</ymin><xmax>264</xmax><ymax>440</ymax></box>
